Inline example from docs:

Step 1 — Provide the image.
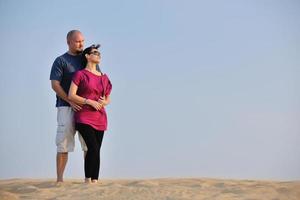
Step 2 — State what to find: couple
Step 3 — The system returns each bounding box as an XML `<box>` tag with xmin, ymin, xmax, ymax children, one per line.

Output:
<box><xmin>50</xmin><ymin>30</ymin><xmax>112</xmax><ymax>183</ymax></box>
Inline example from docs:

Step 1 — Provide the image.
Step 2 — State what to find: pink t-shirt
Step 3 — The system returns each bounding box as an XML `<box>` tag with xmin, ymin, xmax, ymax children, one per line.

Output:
<box><xmin>72</xmin><ymin>69</ymin><xmax>112</xmax><ymax>131</ymax></box>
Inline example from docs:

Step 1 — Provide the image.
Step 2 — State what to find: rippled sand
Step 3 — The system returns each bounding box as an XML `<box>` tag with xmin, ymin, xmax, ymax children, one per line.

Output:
<box><xmin>0</xmin><ymin>178</ymin><xmax>299</xmax><ymax>200</ymax></box>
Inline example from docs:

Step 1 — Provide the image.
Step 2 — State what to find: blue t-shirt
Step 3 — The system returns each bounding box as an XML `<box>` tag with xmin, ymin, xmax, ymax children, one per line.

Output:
<box><xmin>50</xmin><ymin>52</ymin><xmax>100</xmax><ymax>107</ymax></box>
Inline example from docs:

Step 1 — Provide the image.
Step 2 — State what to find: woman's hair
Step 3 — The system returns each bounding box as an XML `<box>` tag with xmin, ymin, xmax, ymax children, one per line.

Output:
<box><xmin>81</xmin><ymin>44</ymin><xmax>101</xmax><ymax>67</ymax></box>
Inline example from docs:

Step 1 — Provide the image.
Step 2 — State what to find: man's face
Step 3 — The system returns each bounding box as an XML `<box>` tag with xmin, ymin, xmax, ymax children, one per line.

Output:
<box><xmin>68</xmin><ymin>32</ymin><xmax>85</xmax><ymax>54</ymax></box>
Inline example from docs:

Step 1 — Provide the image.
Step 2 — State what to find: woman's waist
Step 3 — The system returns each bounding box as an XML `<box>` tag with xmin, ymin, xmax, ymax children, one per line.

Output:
<box><xmin>75</xmin><ymin>106</ymin><xmax>106</xmax><ymax>114</ymax></box>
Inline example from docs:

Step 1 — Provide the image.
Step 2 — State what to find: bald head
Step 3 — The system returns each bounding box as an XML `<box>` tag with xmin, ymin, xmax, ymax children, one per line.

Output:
<box><xmin>66</xmin><ymin>30</ymin><xmax>81</xmax><ymax>41</ymax></box>
<box><xmin>66</xmin><ymin>30</ymin><xmax>85</xmax><ymax>55</ymax></box>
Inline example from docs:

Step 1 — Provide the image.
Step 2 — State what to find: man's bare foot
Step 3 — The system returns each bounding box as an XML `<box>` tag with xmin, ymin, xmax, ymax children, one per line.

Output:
<box><xmin>56</xmin><ymin>178</ymin><xmax>63</xmax><ymax>183</ymax></box>
<box><xmin>56</xmin><ymin>181</ymin><xmax>63</xmax><ymax>186</ymax></box>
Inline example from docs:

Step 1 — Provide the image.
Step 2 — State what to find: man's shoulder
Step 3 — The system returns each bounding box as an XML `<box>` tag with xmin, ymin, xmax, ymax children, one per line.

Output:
<box><xmin>59</xmin><ymin>52</ymin><xmax>83</xmax><ymax>64</ymax></box>
<box><xmin>53</xmin><ymin>52</ymin><xmax>68</xmax><ymax>64</ymax></box>
<box><xmin>57</xmin><ymin>52</ymin><xmax>69</xmax><ymax>61</ymax></box>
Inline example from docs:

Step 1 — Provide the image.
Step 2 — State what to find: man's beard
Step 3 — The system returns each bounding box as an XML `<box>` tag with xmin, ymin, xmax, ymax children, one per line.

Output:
<box><xmin>75</xmin><ymin>50</ymin><xmax>83</xmax><ymax>55</ymax></box>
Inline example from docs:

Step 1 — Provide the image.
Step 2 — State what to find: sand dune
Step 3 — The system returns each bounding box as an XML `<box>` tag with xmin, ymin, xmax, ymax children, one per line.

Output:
<box><xmin>0</xmin><ymin>178</ymin><xmax>299</xmax><ymax>200</ymax></box>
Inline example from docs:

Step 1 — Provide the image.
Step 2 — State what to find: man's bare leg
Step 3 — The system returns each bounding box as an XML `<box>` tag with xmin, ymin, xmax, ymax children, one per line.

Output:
<box><xmin>56</xmin><ymin>152</ymin><xmax>68</xmax><ymax>182</ymax></box>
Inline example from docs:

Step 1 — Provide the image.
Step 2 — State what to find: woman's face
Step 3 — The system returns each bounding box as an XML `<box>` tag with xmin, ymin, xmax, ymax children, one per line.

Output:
<box><xmin>87</xmin><ymin>49</ymin><xmax>101</xmax><ymax>64</ymax></box>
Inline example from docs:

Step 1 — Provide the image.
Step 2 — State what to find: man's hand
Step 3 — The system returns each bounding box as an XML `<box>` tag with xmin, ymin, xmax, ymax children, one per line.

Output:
<box><xmin>69</xmin><ymin>101</ymin><xmax>82</xmax><ymax>112</ymax></box>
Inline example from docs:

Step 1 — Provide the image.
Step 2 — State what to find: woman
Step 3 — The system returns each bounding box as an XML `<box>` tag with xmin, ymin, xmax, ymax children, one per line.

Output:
<box><xmin>68</xmin><ymin>44</ymin><xmax>112</xmax><ymax>183</ymax></box>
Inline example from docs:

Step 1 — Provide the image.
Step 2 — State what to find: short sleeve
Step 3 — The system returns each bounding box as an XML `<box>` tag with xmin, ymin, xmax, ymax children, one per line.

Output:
<box><xmin>50</xmin><ymin>57</ymin><xmax>63</xmax><ymax>81</ymax></box>
<box><xmin>72</xmin><ymin>71</ymin><xmax>83</xmax><ymax>86</ymax></box>
<box><xmin>104</xmin><ymin>75</ymin><xmax>112</xmax><ymax>96</ymax></box>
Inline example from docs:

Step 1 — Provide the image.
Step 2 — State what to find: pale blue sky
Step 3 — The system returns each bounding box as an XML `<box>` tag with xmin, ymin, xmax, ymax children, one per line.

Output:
<box><xmin>0</xmin><ymin>0</ymin><xmax>299</xmax><ymax>180</ymax></box>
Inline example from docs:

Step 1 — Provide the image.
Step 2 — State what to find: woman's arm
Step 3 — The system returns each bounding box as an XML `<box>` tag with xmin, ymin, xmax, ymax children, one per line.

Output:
<box><xmin>68</xmin><ymin>81</ymin><xmax>103</xmax><ymax>110</ymax></box>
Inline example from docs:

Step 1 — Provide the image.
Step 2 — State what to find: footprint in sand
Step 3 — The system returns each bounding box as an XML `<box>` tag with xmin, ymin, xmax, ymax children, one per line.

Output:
<box><xmin>15</xmin><ymin>185</ymin><xmax>38</xmax><ymax>193</ymax></box>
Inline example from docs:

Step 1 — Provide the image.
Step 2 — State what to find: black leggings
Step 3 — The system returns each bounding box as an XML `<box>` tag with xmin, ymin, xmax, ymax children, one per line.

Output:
<box><xmin>76</xmin><ymin>123</ymin><xmax>104</xmax><ymax>180</ymax></box>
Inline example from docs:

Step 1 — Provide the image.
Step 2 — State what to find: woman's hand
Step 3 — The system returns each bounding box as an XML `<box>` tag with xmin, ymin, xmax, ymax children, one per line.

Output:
<box><xmin>98</xmin><ymin>96</ymin><xmax>110</xmax><ymax>106</ymax></box>
<box><xmin>87</xmin><ymin>99</ymin><xmax>103</xmax><ymax>110</ymax></box>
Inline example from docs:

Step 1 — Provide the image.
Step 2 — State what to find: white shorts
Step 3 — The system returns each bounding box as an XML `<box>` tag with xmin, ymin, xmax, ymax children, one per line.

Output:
<box><xmin>56</xmin><ymin>106</ymin><xmax>87</xmax><ymax>152</ymax></box>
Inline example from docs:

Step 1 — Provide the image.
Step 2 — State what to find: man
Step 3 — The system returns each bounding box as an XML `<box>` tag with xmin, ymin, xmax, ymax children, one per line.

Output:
<box><xmin>50</xmin><ymin>30</ymin><xmax>88</xmax><ymax>182</ymax></box>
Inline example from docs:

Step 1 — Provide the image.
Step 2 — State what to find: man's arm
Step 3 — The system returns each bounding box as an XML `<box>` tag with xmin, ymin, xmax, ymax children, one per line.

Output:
<box><xmin>51</xmin><ymin>80</ymin><xmax>82</xmax><ymax>111</ymax></box>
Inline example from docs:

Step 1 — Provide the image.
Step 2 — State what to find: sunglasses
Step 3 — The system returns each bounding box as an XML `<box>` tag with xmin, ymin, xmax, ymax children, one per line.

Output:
<box><xmin>89</xmin><ymin>51</ymin><xmax>100</xmax><ymax>56</ymax></box>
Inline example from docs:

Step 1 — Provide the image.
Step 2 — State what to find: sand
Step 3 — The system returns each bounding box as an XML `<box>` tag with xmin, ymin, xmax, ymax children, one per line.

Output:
<box><xmin>0</xmin><ymin>178</ymin><xmax>299</xmax><ymax>200</ymax></box>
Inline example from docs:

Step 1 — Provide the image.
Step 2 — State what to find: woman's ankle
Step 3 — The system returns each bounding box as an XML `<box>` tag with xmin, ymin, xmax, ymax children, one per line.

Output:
<box><xmin>91</xmin><ymin>179</ymin><xmax>98</xmax><ymax>183</ymax></box>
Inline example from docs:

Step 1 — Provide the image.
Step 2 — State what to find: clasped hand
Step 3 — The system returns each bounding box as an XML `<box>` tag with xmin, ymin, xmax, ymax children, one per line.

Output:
<box><xmin>89</xmin><ymin>96</ymin><xmax>109</xmax><ymax>111</ymax></box>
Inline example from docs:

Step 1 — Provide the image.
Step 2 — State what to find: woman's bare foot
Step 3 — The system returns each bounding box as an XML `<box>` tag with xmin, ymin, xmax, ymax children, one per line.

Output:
<box><xmin>85</xmin><ymin>178</ymin><xmax>91</xmax><ymax>183</ymax></box>
<box><xmin>91</xmin><ymin>179</ymin><xmax>98</xmax><ymax>184</ymax></box>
